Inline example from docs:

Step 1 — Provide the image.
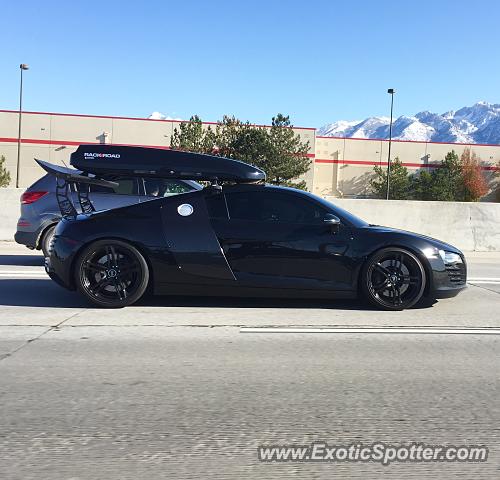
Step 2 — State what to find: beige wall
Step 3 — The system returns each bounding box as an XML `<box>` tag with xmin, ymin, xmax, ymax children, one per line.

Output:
<box><xmin>0</xmin><ymin>110</ymin><xmax>317</xmax><ymax>189</ymax></box>
<box><xmin>0</xmin><ymin>110</ymin><xmax>499</xmax><ymax>199</ymax></box>
<box><xmin>314</xmin><ymin>136</ymin><xmax>500</xmax><ymax>199</ymax></box>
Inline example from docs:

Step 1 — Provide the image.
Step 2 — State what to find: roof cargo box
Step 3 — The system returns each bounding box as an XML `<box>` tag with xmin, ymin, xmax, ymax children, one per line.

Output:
<box><xmin>70</xmin><ymin>145</ymin><xmax>266</xmax><ymax>183</ymax></box>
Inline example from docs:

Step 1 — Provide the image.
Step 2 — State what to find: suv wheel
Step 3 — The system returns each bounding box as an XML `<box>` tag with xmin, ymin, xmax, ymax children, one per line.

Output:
<box><xmin>41</xmin><ymin>225</ymin><xmax>56</xmax><ymax>257</ymax></box>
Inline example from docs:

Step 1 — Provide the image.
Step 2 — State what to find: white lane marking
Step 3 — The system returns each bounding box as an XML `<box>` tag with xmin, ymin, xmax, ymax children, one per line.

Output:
<box><xmin>469</xmin><ymin>281</ymin><xmax>500</xmax><ymax>285</ymax></box>
<box><xmin>0</xmin><ymin>272</ymin><xmax>48</xmax><ymax>278</ymax></box>
<box><xmin>240</xmin><ymin>327</ymin><xmax>500</xmax><ymax>335</ymax></box>
<box><xmin>468</xmin><ymin>277</ymin><xmax>500</xmax><ymax>281</ymax></box>
<box><xmin>0</xmin><ymin>276</ymin><xmax>48</xmax><ymax>279</ymax></box>
<box><xmin>0</xmin><ymin>270</ymin><xmax>45</xmax><ymax>274</ymax></box>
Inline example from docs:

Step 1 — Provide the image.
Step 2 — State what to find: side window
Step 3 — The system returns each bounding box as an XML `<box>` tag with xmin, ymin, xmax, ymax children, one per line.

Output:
<box><xmin>89</xmin><ymin>177</ymin><xmax>138</xmax><ymax>195</ymax></box>
<box><xmin>206</xmin><ymin>193</ymin><xmax>228</xmax><ymax>219</ymax></box>
<box><xmin>225</xmin><ymin>191</ymin><xmax>327</xmax><ymax>224</ymax></box>
<box><xmin>143</xmin><ymin>179</ymin><xmax>195</xmax><ymax>197</ymax></box>
<box><xmin>224</xmin><ymin>191</ymin><xmax>262</xmax><ymax>221</ymax></box>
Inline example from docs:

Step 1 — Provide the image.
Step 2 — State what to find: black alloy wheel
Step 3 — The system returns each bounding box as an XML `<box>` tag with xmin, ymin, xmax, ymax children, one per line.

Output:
<box><xmin>362</xmin><ymin>247</ymin><xmax>426</xmax><ymax>310</ymax></box>
<box><xmin>75</xmin><ymin>240</ymin><xmax>149</xmax><ymax>308</ymax></box>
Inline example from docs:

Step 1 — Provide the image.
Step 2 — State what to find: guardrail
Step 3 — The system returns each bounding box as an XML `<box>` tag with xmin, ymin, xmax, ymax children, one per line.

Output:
<box><xmin>0</xmin><ymin>188</ymin><xmax>23</xmax><ymax>244</ymax></box>
<box><xmin>329</xmin><ymin>197</ymin><xmax>500</xmax><ymax>252</ymax></box>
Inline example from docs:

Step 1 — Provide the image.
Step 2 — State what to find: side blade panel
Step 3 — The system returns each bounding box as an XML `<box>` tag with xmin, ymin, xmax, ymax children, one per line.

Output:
<box><xmin>160</xmin><ymin>193</ymin><xmax>236</xmax><ymax>281</ymax></box>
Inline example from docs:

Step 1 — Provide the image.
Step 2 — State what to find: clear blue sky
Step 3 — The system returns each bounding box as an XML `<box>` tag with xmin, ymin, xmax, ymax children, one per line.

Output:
<box><xmin>2</xmin><ymin>0</ymin><xmax>499</xmax><ymax>127</ymax></box>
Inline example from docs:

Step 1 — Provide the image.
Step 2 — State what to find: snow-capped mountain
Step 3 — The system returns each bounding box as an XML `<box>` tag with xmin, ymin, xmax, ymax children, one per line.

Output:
<box><xmin>317</xmin><ymin>102</ymin><xmax>500</xmax><ymax>144</ymax></box>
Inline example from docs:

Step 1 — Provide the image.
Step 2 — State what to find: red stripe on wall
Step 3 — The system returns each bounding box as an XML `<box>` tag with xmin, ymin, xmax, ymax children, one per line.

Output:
<box><xmin>315</xmin><ymin>158</ymin><xmax>500</xmax><ymax>171</ymax></box>
<box><xmin>316</xmin><ymin>135</ymin><xmax>500</xmax><ymax>149</ymax></box>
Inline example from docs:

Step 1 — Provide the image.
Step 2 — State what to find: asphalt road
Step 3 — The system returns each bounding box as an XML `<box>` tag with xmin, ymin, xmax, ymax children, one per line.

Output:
<box><xmin>1</xmin><ymin>243</ymin><xmax>500</xmax><ymax>479</ymax></box>
<box><xmin>0</xmin><ymin>243</ymin><xmax>499</xmax><ymax>328</ymax></box>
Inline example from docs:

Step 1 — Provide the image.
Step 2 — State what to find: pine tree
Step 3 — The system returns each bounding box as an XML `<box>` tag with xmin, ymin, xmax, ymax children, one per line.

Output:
<box><xmin>425</xmin><ymin>150</ymin><xmax>463</xmax><ymax>201</ymax></box>
<box><xmin>214</xmin><ymin>116</ymin><xmax>249</xmax><ymax>159</ymax></box>
<box><xmin>170</xmin><ymin>113</ymin><xmax>312</xmax><ymax>189</ymax></box>
<box><xmin>170</xmin><ymin>115</ymin><xmax>216</xmax><ymax>154</ymax></box>
<box><xmin>370</xmin><ymin>157</ymin><xmax>410</xmax><ymax>199</ymax></box>
<box><xmin>0</xmin><ymin>155</ymin><xmax>11</xmax><ymax>188</ymax></box>
<box><xmin>219</xmin><ymin>119</ymin><xmax>271</xmax><ymax>167</ymax></box>
<box><xmin>265</xmin><ymin>114</ymin><xmax>311</xmax><ymax>188</ymax></box>
<box><xmin>409</xmin><ymin>170</ymin><xmax>434</xmax><ymax>200</ymax></box>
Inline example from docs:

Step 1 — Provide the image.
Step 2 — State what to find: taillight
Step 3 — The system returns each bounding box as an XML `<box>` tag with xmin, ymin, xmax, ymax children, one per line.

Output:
<box><xmin>21</xmin><ymin>191</ymin><xmax>48</xmax><ymax>204</ymax></box>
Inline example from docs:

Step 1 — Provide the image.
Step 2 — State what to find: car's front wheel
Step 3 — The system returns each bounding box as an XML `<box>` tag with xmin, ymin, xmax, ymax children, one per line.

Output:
<box><xmin>75</xmin><ymin>240</ymin><xmax>149</xmax><ymax>308</ymax></box>
<box><xmin>361</xmin><ymin>247</ymin><xmax>426</xmax><ymax>310</ymax></box>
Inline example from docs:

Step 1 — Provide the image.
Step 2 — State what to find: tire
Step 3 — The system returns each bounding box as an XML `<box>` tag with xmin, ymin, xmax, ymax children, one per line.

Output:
<box><xmin>361</xmin><ymin>247</ymin><xmax>426</xmax><ymax>311</ymax></box>
<box><xmin>74</xmin><ymin>239</ymin><xmax>149</xmax><ymax>308</ymax></box>
<box><xmin>41</xmin><ymin>225</ymin><xmax>56</xmax><ymax>258</ymax></box>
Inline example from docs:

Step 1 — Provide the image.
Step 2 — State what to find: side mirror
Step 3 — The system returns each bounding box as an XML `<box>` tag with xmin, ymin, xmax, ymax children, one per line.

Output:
<box><xmin>323</xmin><ymin>213</ymin><xmax>341</xmax><ymax>226</ymax></box>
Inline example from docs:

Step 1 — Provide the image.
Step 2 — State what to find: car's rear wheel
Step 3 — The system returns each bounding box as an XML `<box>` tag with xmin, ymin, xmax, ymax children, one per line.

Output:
<box><xmin>41</xmin><ymin>225</ymin><xmax>56</xmax><ymax>257</ymax></box>
<box><xmin>75</xmin><ymin>240</ymin><xmax>149</xmax><ymax>308</ymax></box>
<box><xmin>361</xmin><ymin>247</ymin><xmax>426</xmax><ymax>310</ymax></box>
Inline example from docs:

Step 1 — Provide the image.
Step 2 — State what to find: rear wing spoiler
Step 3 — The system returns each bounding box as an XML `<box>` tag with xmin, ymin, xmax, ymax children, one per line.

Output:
<box><xmin>36</xmin><ymin>159</ymin><xmax>118</xmax><ymax>218</ymax></box>
<box><xmin>36</xmin><ymin>159</ymin><xmax>118</xmax><ymax>188</ymax></box>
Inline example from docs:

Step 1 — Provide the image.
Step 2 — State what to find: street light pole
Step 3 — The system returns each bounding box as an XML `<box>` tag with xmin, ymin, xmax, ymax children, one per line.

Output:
<box><xmin>16</xmin><ymin>63</ymin><xmax>29</xmax><ymax>188</ymax></box>
<box><xmin>386</xmin><ymin>88</ymin><xmax>395</xmax><ymax>200</ymax></box>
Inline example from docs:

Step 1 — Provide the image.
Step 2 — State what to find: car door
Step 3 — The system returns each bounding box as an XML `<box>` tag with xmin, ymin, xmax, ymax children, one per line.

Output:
<box><xmin>207</xmin><ymin>187</ymin><xmax>354</xmax><ymax>290</ymax></box>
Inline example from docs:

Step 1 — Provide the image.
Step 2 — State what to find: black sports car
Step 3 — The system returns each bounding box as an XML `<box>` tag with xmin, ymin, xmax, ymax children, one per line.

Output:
<box><xmin>41</xmin><ymin>145</ymin><xmax>466</xmax><ymax>310</ymax></box>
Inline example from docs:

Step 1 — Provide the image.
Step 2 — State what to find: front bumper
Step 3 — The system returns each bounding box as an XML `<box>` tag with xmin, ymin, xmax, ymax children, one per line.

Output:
<box><xmin>429</xmin><ymin>254</ymin><xmax>467</xmax><ymax>299</ymax></box>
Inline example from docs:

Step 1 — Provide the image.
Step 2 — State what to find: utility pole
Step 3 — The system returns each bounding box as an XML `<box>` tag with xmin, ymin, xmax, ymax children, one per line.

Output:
<box><xmin>386</xmin><ymin>88</ymin><xmax>395</xmax><ymax>200</ymax></box>
<box><xmin>16</xmin><ymin>63</ymin><xmax>29</xmax><ymax>188</ymax></box>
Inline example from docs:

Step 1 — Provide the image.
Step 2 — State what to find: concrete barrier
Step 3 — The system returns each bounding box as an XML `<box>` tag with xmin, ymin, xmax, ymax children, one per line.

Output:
<box><xmin>0</xmin><ymin>188</ymin><xmax>499</xmax><ymax>251</ymax></box>
<box><xmin>0</xmin><ymin>188</ymin><xmax>22</xmax><ymax>243</ymax></box>
<box><xmin>328</xmin><ymin>197</ymin><xmax>500</xmax><ymax>252</ymax></box>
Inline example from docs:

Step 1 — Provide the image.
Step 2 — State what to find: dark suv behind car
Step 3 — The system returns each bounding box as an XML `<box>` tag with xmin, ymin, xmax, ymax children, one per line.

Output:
<box><xmin>15</xmin><ymin>173</ymin><xmax>201</xmax><ymax>256</ymax></box>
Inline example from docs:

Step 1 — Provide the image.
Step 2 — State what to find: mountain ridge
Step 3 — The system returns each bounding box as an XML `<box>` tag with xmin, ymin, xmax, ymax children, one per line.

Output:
<box><xmin>317</xmin><ymin>102</ymin><xmax>500</xmax><ymax>145</ymax></box>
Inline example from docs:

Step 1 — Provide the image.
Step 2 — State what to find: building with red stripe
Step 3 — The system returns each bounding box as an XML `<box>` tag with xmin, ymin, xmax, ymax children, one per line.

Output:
<box><xmin>0</xmin><ymin>109</ymin><xmax>499</xmax><ymax>198</ymax></box>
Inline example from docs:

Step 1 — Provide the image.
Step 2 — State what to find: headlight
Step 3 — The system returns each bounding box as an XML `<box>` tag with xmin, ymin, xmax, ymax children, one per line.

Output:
<box><xmin>438</xmin><ymin>250</ymin><xmax>462</xmax><ymax>264</ymax></box>
<box><xmin>423</xmin><ymin>247</ymin><xmax>439</xmax><ymax>259</ymax></box>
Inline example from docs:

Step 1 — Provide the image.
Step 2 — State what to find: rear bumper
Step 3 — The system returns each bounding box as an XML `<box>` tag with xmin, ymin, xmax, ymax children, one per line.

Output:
<box><xmin>45</xmin><ymin>254</ymin><xmax>75</xmax><ymax>291</ymax></box>
<box><xmin>15</xmin><ymin>210</ymin><xmax>60</xmax><ymax>249</ymax></box>
<box><xmin>44</xmin><ymin>232</ymin><xmax>80</xmax><ymax>291</ymax></box>
<box><xmin>14</xmin><ymin>229</ymin><xmax>39</xmax><ymax>249</ymax></box>
<box><xmin>16</xmin><ymin>219</ymin><xmax>58</xmax><ymax>249</ymax></box>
